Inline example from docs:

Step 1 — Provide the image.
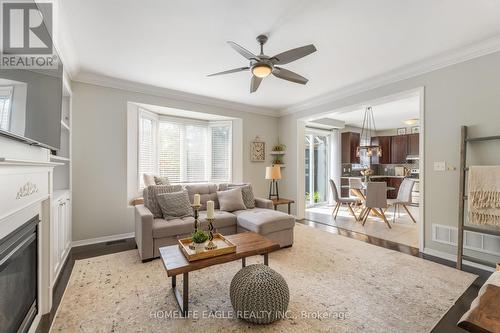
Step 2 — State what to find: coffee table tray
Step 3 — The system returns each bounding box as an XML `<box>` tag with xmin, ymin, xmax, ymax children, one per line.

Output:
<box><xmin>178</xmin><ymin>233</ymin><xmax>236</xmax><ymax>261</ymax></box>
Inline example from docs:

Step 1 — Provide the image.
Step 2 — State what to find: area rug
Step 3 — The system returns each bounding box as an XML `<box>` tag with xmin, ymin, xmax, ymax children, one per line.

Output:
<box><xmin>50</xmin><ymin>224</ymin><xmax>476</xmax><ymax>332</ymax></box>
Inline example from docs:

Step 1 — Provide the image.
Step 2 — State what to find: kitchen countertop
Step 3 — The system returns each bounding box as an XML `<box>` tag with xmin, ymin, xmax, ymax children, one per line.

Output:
<box><xmin>341</xmin><ymin>175</ymin><xmax>419</xmax><ymax>181</ymax></box>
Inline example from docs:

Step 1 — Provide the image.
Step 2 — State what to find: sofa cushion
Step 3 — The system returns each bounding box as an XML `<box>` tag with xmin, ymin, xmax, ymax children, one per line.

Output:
<box><xmin>153</xmin><ymin>216</ymin><xmax>195</xmax><ymax>238</ymax></box>
<box><xmin>144</xmin><ymin>184</ymin><xmax>183</xmax><ymax>218</ymax></box>
<box><xmin>143</xmin><ymin>174</ymin><xmax>156</xmax><ymax>187</ymax></box>
<box><xmin>154</xmin><ymin>176</ymin><xmax>170</xmax><ymax>185</ymax></box>
<box><xmin>198</xmin><ymin>210</ymin><xmax>237</xmax><ymax>230</ymax></box>
<box><xmin>185</xmin><ymin>183</ymin><xmax>219</xmax><ymax>210</ymax></box>
<box><xmin>234</xmin><ymin>208</ymin><xmax>295</xmax><ymax>234</ymax></box>
<box><xmin>217</xmin><ymin>187</ymin><xmax>247</xmax><ymax>212</ymax></box>
<box><xmin>157</xmin><ymin>190</ymin><xmax>193</xmax><ymax>221</ymax></box>
<box><xmin>228</xmin><ymin>184</ymin><xmax>255</xmax><ymax>209</ymax></box>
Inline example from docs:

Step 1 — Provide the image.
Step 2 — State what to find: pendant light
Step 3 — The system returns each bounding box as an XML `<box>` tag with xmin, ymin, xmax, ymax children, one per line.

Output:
<box><xmin>356</xmin><ymin>106</ymin><xmax>382</xmax><ymax>158</ymax></box>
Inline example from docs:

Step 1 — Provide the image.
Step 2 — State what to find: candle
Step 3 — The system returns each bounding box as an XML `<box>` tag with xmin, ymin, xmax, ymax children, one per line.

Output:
<box><xmin>193</xmin><ymin>193</ymin><xmax>201</xmax><ymax>206</ymax></box>
<box><xmin>206</xmin><ymin>200</ymin><xmax>215</xmax><ymax>219</ymax></box>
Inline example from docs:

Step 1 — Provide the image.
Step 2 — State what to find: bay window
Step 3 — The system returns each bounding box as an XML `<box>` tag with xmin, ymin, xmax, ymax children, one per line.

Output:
<box><xmin>138</xmin><ymin>110</ymin><xmax>232</xmax><ymax>188</ymax></box>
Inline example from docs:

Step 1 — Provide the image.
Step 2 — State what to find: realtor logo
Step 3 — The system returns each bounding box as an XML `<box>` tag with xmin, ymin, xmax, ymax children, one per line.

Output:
<box><xmin>0</xmin><ymin>0</ymin><xmax>57</xmax><ymax>68</ymax></box>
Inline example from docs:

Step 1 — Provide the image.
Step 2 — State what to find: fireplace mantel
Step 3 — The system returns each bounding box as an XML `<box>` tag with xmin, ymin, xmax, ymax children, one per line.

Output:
<box><xmin>0</xmin><ymin>156</ymin><xmax>57</xmax><ymax>333</ymax></box>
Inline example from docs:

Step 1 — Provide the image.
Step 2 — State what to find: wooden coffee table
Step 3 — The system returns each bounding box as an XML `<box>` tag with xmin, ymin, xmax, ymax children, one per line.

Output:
<box><xmin>159</xmin><ymin>232</ymin><xmax>280</xmax><ymax>317</ymax></box>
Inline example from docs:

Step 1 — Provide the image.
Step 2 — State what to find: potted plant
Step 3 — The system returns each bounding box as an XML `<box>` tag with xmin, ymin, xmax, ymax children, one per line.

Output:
<box><xmin>272</xmin><ymin>138</ymin><xmax>287</xmax><ymax>152</ymax></box>
<box><xmin>191</xmin><ymin>230</ymin><xmax>208</xmax><ymax>253</ymax></box>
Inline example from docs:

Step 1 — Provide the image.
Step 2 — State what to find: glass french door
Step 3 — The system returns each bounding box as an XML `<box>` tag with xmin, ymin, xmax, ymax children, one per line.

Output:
<box><xmin>305</xmin><ymin>132</ymin><xmax>330</xmax><ymax>207</ymax></box>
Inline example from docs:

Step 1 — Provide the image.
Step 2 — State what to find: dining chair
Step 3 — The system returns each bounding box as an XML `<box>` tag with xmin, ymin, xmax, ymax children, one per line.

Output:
<box><xmin>389</xmin><ymin>178</ymin><xmax>416</xmax><ymax>223</ymax></box>
<box><xmin>348</xmin><ymin>178</ymin><xmax>365</xmax><ymax>214</ymax></box>
<box><xmin>348</xmin><ymin>178</ymin><xmax>365</xmax><ymax>197</ymax></box>
<box><xmin>329</xmin><ymin>179</ymin><xmax>359</xmax><ymax>220</ymax></box>
<box><xmin>360</xmin><ymin>182</ymin><xmax>391</xmax><ymax>229</ymax></box>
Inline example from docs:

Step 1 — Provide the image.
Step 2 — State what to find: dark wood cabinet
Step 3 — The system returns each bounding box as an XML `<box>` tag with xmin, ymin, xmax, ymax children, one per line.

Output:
<box><xmin>387</xmin><ymin>178</ymin><xmax>403</xmax><ymax>199</ymax></box>
<box><xmin>370</xmin><ymin>136</ymin><xmax>392</xmax><ymax>164</ymax></box>
<box><xmin>340</xmin><ymin>178</ymin><xmax>349</xmax><ymax>198</ymax></box>
<box><xmin>341</xmin><ymin>132</ymin><xmax>360</xmax><ymax>164</ymax></box>
<box><xmin>408</xmin><ymin>133</ymin><xmax>419</xmax><ymax>156</ymax></box>
<box><xmin>391</xmin><ymin>135</ymin><xmax>408</xmax><ymax>164</ymax></box>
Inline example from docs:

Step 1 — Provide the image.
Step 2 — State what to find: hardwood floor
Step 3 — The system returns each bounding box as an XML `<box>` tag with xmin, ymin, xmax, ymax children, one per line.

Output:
<box><xmin>36</xmin><ymin>238</ymin><xmax>137</xmax><ymax>333</ymax></box>
<box><xmin>37</xmin><ymin>223</ymin><xmax>489</xmax><ymax>333</ymax></box>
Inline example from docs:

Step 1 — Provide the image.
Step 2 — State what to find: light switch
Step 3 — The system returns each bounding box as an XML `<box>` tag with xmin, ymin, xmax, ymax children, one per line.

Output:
<box><xmin>434</xmin><ymin>161</ymin><xmax>446</xmax><ymax>171</ymax></box>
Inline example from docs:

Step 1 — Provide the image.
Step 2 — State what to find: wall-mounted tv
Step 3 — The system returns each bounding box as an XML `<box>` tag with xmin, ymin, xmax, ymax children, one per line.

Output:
<box><xmin>0</xmin><ymin>62</ymin><xmax>63</xmax><ymax>150</ymax></box>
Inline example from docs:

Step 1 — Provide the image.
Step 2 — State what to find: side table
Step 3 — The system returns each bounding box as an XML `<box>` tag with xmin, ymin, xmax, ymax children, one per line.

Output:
<box><xmin>271</xmin><ymin>198</ymin><xmax>295</xmax><ymax>214</ymax></box>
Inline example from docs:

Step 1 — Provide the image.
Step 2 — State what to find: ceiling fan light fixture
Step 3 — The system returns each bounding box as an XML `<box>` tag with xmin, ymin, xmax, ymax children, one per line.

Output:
<box><xmin>252</xmin><ymin>64</ymin><xmax>272</xmax><ymax>78</ymax></box>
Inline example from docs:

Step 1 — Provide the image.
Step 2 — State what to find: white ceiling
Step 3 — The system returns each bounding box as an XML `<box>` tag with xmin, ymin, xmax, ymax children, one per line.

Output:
<box><xmin>323</xmin><ymin>95</ymin><xmax>420</xmax><ymax>130</ymax></box>
<box><xmin>60</xmin><ymin>0</ymin><xmax>500</xmax><ymax>111</ymax></box>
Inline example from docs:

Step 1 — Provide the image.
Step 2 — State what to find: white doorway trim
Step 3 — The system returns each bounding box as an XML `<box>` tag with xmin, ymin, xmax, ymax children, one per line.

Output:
<box><xmin>296</xmin><ymin>87</ymin><xmax>425</xmax><ymax>252</ymax></box>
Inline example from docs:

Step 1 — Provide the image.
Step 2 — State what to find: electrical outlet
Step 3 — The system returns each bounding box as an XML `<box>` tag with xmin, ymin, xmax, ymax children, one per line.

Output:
<box><xmin>434</xmin><ymin>161</ymin><xmax>446</xmax><ymax>171</ymax></box>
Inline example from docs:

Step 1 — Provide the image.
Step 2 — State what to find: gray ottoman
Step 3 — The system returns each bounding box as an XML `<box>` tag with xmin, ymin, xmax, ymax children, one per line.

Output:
<box><xmin>230</xmin><ymin>264</ymin><xmax>289</xmax><ymax>324</ymax></box>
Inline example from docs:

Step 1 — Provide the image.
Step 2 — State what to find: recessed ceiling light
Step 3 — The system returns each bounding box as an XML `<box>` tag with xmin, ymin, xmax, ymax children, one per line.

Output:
<box><xmin>404</xmin><ymin>118</ymin><xmax>419</xmax><ymax>125</ymax></box>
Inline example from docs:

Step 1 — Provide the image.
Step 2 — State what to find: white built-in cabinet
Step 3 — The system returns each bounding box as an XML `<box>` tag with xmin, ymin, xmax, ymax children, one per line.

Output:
<box><xmin>49</xmin><ymin>76</ymin><xmax>72</xmax><ymax>288</ymax></box>
<box><xmin>51</xmin><ymin>191</ymin><xmax>71</xmax><ymax>281</ymax></box>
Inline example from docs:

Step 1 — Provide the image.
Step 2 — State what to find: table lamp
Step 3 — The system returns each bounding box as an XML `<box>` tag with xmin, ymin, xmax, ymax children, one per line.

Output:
<box><xmin>265</xmin><ymin>165</ymin><xmax>282</xmax><ymax>200</ymax></box>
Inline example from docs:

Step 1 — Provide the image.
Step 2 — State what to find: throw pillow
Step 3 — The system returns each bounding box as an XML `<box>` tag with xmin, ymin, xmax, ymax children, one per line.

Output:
<box><xmin>143</xmin><ymin>174</ymin><xmax>156</xmax><ymax>187</ymax></box>
<box><xmin>157</xmin><ymin>190</ymin><xmax>194</xmax><ymax>221</ymax></box>
<box><xmin>217</xmin><ymin>187</ymin><xmax>246</xmax><ymax>212</ymax></box>
<box><xmin>144</xmin><ymin>184</ymin><xmax>183</xmax><ymax>218</ymax></box>
<box><xmin>154</xmin><ymin>176</ymin><xmax>170</xmax><ymax>185</ymax></box>
<box><xmin>228</xmin><ymin>184</ymin><xmax>255</xmax><ymax>209</ymax></box>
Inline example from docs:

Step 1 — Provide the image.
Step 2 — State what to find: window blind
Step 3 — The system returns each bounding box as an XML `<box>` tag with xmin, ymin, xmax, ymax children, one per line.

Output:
<box><xmin>185</xmin><ymin>125</ymin><xmax>208</xmax><ymax>182</ymax></box>
<box><xmin>138</xmin><ymin>115</ymin><xmax>155</xmax><ymax>188</ymax></box>
<box><xmin>210</xmin><ymin>123</ymin><xmax>232</xmax><ymax>182</ymax></box>
<box><xmin>158</xmin><ymin>122</ymin><xmax>182</xmax><ymax>183</ymax></box>
<box><xmin>0</xmin><ymin>87</ymin><xmax>13</xmax><ymax>131</ymax></box>
<box><xmin>139</xmin><ymin>113</ymin><xmax>232</xmax><ymax>187</ymax></box>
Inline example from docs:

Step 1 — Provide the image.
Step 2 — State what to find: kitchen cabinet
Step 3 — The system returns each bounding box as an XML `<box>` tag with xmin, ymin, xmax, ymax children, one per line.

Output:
<box><xmin>388</xmin><ymin>178</ymin><xmax>403</xmax><ymax>199</ymax></box>
<box><xmin>341</xmin><ymin>132</ymin><xmax>360</xmax><ymax>164</ymax></box>
<box><xmin>370</xmin><ymin>136</ymin><xmax>392</xmax><ymax>164</ymax></box>
<box><xmin>408</xmin><ymin>133</ymin><xmax>419</xmax><ymax>156</ymax></box>
<box><xmin>391</xmin><ymin>135</ymin><xmax>408</xmax><ymax>164</ymax></box>
<box><xmin>340</xmin><ymin>178</ymin><xmax>349</xmax><ymax>198</ymax></box>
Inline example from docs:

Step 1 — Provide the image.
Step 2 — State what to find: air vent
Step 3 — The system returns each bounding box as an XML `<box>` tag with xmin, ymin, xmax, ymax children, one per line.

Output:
<box><xmin>432</xmin><ymin>223</ymin><xmax>500</xmax><ymax>256</ymax></box>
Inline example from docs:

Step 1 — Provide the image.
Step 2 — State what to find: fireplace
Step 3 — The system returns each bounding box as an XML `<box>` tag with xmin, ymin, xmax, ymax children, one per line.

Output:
<box><xmin>0</xmin><ymin>215</ymin><xmax>39</xmax><ymax>333</ymax></box>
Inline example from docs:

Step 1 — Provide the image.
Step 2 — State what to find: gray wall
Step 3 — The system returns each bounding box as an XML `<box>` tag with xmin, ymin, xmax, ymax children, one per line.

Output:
<box><xmin>72</xmin><ymin>82</ymin><xmax>278</xmax><ymax>241</ymax></box>
<box><xmin>279</xmin><ymin>51</ymin><xmax>500</xmax><ymax>260</ymax></box>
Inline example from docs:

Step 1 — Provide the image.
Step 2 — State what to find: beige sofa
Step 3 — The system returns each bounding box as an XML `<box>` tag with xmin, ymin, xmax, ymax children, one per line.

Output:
<box><xmin>135</xmin><ymin>183</ymin><xmax>295</xmax><ymax>261</ymax></box>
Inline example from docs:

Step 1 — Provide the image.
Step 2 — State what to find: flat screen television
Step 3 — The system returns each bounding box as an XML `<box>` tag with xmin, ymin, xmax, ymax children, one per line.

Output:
<box><xmin>0</xmin><ymin>63</ymin><xmax>63</xmax><ymax>150</ymax></box>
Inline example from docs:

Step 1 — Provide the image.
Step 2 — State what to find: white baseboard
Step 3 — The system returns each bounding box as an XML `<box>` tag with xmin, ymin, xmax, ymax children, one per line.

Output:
<box><xmin>423</xmin><ymin>247</ymin><xmax>495</xmax><ymax>272</ymax></box>
<box><xmin>72</xmin><ymin>232</ymin><xmax>135</xmax><ymax>248</ymax></box>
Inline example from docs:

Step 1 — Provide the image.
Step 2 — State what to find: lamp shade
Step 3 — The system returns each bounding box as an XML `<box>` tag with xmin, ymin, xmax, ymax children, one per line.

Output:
<box><xmin>265</xmin><ymin>166</ymin><xmax>282</xmax><ymax>180</ymax></box>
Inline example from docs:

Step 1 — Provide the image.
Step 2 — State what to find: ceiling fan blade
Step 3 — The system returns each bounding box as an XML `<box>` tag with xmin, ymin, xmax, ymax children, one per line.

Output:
<box><xmin>250</xmin><ymin>75</ymin><xmax>262</xmax><ymax>93</ymax></box>
<box><xmin>271</xmin><ymin>44</ymin><xmax>317</xmax><ymax>65</ymax></box>
<box><xmin>272</xmin><ymin>67</ymin><xmax>308</xmax><ymax>84</ymax></box>
<box><xmin>207</xmin><ymin>67</ymin><xmax>249</xmax><ymax>77</ymax></box>
<box><xmin>227</xmin><ymin>41</ymin><xmax>257</xmax><ymax>60</ymax></box>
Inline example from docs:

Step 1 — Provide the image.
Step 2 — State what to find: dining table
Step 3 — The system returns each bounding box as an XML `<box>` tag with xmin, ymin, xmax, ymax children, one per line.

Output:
<box><xmin>341</xmin><ymin>184</ymin><xmax>396</xmax><ymax>220</ymax></box>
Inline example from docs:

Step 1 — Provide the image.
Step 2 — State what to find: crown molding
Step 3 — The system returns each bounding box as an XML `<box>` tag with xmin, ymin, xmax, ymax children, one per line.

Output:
<box><xmin>73</xmin><ymin>72</ymin><xmax>280</xmax><ymax>118</ymax></box>
<box><xmin>280</xmin><ymin>35</ymin><xmax>500</xmax><ymax>116</ymax></box>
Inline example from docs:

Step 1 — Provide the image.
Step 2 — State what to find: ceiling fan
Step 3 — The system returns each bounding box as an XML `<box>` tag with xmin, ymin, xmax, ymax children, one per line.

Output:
<box><xmin>207</xmin><ymin>35</ymin><xmax>317</xmax><ymax>93</ymax></box>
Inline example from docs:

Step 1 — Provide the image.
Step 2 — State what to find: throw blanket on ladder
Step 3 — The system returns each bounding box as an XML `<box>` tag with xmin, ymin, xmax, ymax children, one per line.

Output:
<box><xmin>468</xmin><ymin>166</ymin><xmax>500</xmax><ymax>226</ymax></box>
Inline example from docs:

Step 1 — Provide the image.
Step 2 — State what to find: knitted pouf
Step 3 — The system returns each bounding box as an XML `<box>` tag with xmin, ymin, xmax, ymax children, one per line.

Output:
<box><xmin>230</xmin><ymin>264</ymin><xmax>289</xmax><ymax>324</ymax></box>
